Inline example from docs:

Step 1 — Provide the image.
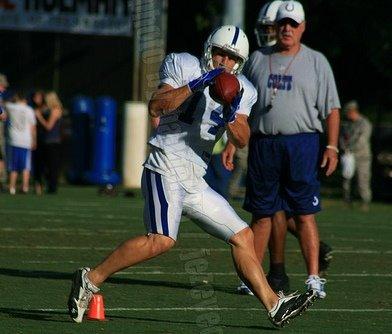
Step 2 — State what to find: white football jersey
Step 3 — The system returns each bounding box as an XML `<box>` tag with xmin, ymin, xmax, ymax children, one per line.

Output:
<box><xmin>146</xmin><ymin>52</ymin><xmax>257</xmax><ymax>175</ymax></box>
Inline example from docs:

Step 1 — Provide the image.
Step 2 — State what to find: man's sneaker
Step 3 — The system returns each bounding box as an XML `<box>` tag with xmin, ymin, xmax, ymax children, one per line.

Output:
<box><xmin>68</xmin><ymin>267</ymin><xmax>100</xmax><ymax>323</ymax></box>
<box><xmin>236</xmin><ymin>281</ymin><xmax>254</xmax><ymax>296</ymax></box>
<box><xmin>266</xmin><ymin>272</ymin><xmax>290</xmax><ymax>293</ymax></box>
<box><xmin>319</xmin><ymin>241</ymin><xmax>333</xmax><ymax>274</ymax></box>
<box><xmin>306</xmin><ymin>275</ymin><xmax>327</xmax><ymax>299</ymax></box>
<box><xmin>268</xmin><ymin>290</ymin><xmax>316</xmax><ymax>327</ymax></box>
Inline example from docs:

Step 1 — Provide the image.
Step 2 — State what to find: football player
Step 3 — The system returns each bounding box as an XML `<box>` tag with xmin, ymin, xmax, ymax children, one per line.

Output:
<box><xmin>68</xmin><ymin>25</ymin><xmax>316</xmax><ymax>327</ymax></box>
<box><xmin>254</xmin><ymin>0</ymin><xmax>283</xmax><ymax>47</ymax></box>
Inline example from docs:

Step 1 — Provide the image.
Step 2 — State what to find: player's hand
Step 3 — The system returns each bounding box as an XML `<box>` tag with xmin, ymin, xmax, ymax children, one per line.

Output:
<box><xmin>222</xmin><ymin>141</ymin><xmax>236</xmax><ymax>171</ymax></box>
<box><xmin>188</xmin><ymin>68</ymin><xmax>224</xmax><ymax>93</ymax></box>
<box><xmin>222</xmin><ymin>88</ymin><xmax>243</xmax><ymax>123</ymax></box>
<box><xmin>321</xmin><ymin>148</ymin><xmax>338</xmax><ymax>176</ymax></box>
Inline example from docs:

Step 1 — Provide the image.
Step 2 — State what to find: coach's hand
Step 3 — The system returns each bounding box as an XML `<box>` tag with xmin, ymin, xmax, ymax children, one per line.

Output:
<box><xmin>223</xmin><ymin>88</ymin><xmax>243</xmax><ymax>123</ymax></box>
<box><xmin>188</xmin><ymin>68</ymin><xmax>224</xmax><ymax>93</ymax></box>
<box><xmin>321</xmin><ymin>147</ymin><xmax>339</xmax><ymax>176</ymax></box>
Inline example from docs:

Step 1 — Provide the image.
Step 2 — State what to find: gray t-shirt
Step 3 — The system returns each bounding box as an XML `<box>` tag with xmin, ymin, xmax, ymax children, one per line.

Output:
<box><xmin>244</xmin><ymin>44</ymin><xmax>341</xmax><ymax>135</ymax></box>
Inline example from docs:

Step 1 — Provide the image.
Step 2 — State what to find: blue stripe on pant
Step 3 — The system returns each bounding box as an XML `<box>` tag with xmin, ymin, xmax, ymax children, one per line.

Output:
<box><xmin>145</xmin><ymin>169</ymin><xmax>169</xmax><ymax>237</ymax></box>
<box><xmin>155</xmin><ymin>173</ymin><xmax>169</xmax><ymax>236</ymax></box>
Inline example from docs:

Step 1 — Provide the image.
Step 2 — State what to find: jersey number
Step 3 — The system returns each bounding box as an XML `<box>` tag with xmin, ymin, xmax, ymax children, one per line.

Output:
<box><xmin>178</xmin><ymin>92</ymin><xmax>225</xmax><ymax>135</ymax></box>
<box><xmin>208</xmin><ymin>109</ymin><xmax>225</xmax><ymax>135</ymax></box>
<box><xmin>178</xmin><ymin>92</ymin><xmax>203</xmax><ymax>125</ymax></box>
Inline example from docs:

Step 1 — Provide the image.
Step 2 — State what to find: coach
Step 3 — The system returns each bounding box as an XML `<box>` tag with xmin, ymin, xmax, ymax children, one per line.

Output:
<box><xmin>225</xmin><ymin>0</ymin><xmax>340</xmax><ymax>298</ymax></box>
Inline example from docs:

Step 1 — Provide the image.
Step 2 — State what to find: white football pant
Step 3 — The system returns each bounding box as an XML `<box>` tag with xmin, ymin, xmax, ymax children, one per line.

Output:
<box><xmin>142</xmin><ymin>168</ymin><xmax>248</xmax><ymax>242</ymax></box>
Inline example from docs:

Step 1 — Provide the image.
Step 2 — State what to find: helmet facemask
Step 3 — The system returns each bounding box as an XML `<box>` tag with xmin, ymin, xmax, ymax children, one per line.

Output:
<box><xmin>255</xmin><ymin>22</ymin><xmax>278</xmax><ymax>47</ymax></box>
<box><xmin>254</xmin><ymin>0</ymin><xmax>284</xmax><ymax>47</ymax></box>
<box><xmin>204</xmin><ymin>46</ymin><xmax>245</xmax><ymax>75</ymax></box>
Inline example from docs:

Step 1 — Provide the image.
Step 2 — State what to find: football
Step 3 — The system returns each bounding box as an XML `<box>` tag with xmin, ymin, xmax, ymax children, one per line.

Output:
<box><xmin>209</xmin><ymin>72</ymin><xmax>240</xmax><ymax>105</ymax></box>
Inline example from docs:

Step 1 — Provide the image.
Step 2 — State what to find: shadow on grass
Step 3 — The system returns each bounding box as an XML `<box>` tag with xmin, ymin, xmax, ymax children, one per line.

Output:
<box><xmin>0</xmin><ymin>268</ymin><xmax>240</xmax><ymax>295</ymax></box>
<box><xmin>0</xmin><ymin>308</ymin><xmax>276</xmax><ymax>330</ymax></box>
<box><xmin>109</xmin><ymin>314</ymin><xmax>277</xmax><ymax>331</ymax></box>
<box><xmin>0</xmin><ymin>308</ymin><xmax>69</xmax><ymax>323</ymax></box>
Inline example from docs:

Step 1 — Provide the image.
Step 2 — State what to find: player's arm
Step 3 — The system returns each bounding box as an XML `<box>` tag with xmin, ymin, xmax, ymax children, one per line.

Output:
<box><xmin>150</xmin><ymin>115</ymin><xmax>160</xmax><ymax>129</ymax></box>
<box><xmin>226</xmin><ymin>114</ymin><xmax>250</xmax><ymax>149</ymax></box>
<box><xmin>321</xmin><ymin>108</ymin><xmax>340</xmax><ymax>176</ymax></box>
<box><xmin>221</xmin><ymin>89</ymin><xmax>250</xmax><ymax>149</ymax></box>
<box><xmin>149</xmin><ymin>67</ymin><xmax>224</xmax><ymax>118</ymax></box>
<box><xmin>148</xmin><ymin>83</ymin><xmax>192</xmax><ymax>118</ymax></box>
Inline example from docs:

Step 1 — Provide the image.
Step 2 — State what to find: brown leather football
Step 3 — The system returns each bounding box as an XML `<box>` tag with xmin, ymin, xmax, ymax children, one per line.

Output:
<box><xmin>209</xmin><ymin>72</ymin><xmax>240</xmax><ymax>105</ymax></box>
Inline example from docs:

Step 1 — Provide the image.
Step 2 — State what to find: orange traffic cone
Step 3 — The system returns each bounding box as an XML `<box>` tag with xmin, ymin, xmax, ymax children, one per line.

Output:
<box><xmin>87</xmin><ymin>294</ymin><xmax>106</xmax><ymax>321</ymax></box>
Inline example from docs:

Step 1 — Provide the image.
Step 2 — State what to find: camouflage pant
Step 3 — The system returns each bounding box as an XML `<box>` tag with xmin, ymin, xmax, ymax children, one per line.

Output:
<box><xmin>343</xmin><ymin>155</ymin><xmax>372</xmax><ymax>203</ymax></box>
<box><xmin>229</xmin><ymin>145</ymin><xmax>248</xmax><ymax>197</ymax></box>
<box><xmin>0</xmin><ymin>124</ymin><xmax>6</xmax><ymax>184</ymax></box>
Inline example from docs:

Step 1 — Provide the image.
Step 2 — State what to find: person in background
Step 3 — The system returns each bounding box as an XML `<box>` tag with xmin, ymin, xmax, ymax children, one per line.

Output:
<box><xmin>224</xmin><ymin>1</ymin><xmax>340</xmax><ymax>298</ymax></box>
<box><xmin>227</xmin><ymin>140</ymin><xmax>248</xmax><ymax>200</ymax></box>
<box><xmin>30</xmin><ymin>90</ymin><xmax>47</xmax><ymax>195</ymax></box>
<box><xmin>35</xmin><ymin>91</ymin><xmax>63</xmax><ymax>194</ymax></box>
<box><xmin>5</xmin><ymin>91</ymin><xmax>37</xmax><ymax>194</ymax></box>
<box><xmin>228</xmin><ymin>1</ymin><xmax>284</xmax><ymax>201</ymax></box>
<box><xmin>224</xmin><ymin>1</ymin><xmax>333</xmax><ymax>296</ymax></box>
<box><xmin>205</xmin><ymin>134</ymin><xmax>232</xmax><ymax>199</ymax></box>
<box><xmin>340</xmin><ymin>100</ymin><xmax>372</xmax><ymax>211</ymax></box>
<box><xmin>0</xmin><ymin>73</ymin><xmax>9</xmax><ymax>191</ymax></box>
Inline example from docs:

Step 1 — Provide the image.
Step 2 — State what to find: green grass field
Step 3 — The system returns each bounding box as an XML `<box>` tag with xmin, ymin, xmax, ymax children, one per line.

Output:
<box><xmin>0</xmin><ymin>186</ymin><xmax>391</xmax><ymax>333</ymax></box>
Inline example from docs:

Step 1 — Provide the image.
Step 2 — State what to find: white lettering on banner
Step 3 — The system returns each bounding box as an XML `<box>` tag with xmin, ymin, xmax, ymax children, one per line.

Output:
<box><xmin>0</xmin><ymin>0</ymin><xmax>132</xmax><ymax>36</ymax></box>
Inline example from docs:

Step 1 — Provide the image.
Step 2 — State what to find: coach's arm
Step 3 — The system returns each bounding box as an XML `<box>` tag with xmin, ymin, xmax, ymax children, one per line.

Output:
<box><xmin>321</xmin><ymin>108</ymin><xmax>340</xmax><ymax>176</ymax></box>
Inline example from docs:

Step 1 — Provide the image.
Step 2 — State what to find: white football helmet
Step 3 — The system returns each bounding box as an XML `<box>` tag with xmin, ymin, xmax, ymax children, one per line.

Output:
<box><xmin>254</xmin><ymin>0</ymin><xmax>283</xmax><ymax>47</ymax></box>
<box><xmin>202</xmin><ymin>25</ymin><xmax>249</xmax><ymax>74</ymax></box>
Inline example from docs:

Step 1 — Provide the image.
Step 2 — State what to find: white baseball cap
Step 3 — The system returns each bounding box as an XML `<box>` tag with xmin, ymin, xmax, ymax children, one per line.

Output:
<box><xmin>276</xmin><ymin>1</ymin><xmax>305</xmax><ymax>24</ymax></box>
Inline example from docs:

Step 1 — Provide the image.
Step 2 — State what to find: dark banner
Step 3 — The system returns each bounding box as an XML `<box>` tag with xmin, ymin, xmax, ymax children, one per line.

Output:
<box><xmin>0</xmin><ymin>0</ymin><xmax>132</xmax><ymax>36</ymax></box>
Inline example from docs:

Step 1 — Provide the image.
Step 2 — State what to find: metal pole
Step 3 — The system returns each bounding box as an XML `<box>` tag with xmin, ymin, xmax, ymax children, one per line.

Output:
<box><xmin>131</xmin><ymin>0</ymin><xmax>168</xmax><ymax>102</ymax></box>
<box><xmin>223</xmin><ymin>0</ymin><xmax>245</xmax><ymax>29</ymax></box>
<box><xmin>131</xmin><ymin>0</ymin><xmax>141</xmax><ymax>101</ymax></box>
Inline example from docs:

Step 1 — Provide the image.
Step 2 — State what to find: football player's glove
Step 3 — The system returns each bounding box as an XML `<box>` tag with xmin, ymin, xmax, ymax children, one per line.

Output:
<box><xmin>223</xmin><ymin>88</ymin><xmax>243</xmax><ymax>123</ymax></box>
<box><xmin>188</xmin><ymin>68</ymin><xmax>224</xmax><ymax>93</ymax></box>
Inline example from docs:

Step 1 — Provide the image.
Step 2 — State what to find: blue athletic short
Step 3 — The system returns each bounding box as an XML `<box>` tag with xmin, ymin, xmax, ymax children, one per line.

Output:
<box><xmin>243</xmin><ymin>132</ymin><xmax>322</xmax><ymax>217</ymax></box>
<box><xmin>7</xmin><ymin>145</ymin><xmax>31</xmax><ymax>172</ymax></box>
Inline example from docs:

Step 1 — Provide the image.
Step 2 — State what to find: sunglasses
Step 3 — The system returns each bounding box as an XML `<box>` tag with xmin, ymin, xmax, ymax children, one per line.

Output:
<box><xmin>277</xmin><ymin>18</ymin><xmax>300</xmax><ymax>28</ymax></box>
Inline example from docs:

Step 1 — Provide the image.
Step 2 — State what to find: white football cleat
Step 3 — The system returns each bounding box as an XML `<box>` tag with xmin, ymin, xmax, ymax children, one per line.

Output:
<box><xmin>67</xmin><ymin>267</ymin><xmax>100</xmax><ymax>323</ymax></box>
<box><xmin>306</xmin><ymin>275</ymin><xmax>327</xmax><ymax>299</ymax></box>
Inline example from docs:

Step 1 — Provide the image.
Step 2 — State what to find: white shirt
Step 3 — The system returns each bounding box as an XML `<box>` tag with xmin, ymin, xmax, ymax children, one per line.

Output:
<box><xmin>5</xmin><ymin>102</ymin><xmax>36</xmax><ymax>149</ymax></box>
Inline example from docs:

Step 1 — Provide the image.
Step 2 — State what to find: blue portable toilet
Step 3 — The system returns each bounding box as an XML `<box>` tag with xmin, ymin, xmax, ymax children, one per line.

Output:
<box><xmin>68</xmin><ymin>96</ymin><xmax>94</xmax><ymax>184</ymax></box>
<box><xmin>86</xmin><ymin>96</ymin><xmax>120</xmax><ymax>185</ymax></box>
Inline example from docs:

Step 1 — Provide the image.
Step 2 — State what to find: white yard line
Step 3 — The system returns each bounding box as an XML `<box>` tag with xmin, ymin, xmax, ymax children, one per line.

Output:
<box><xmin>0</xmin><ymin>245</ymin><xmax>390</xmax><ymax>254</ymax></box>
<box><xmin>0</xmin><ymin>228</ymin><xmax>206</xmax><ymax>237</ymax></box>
<box><xmin>19</xmin><ymin>307</ymin><xmax>392</xmax><ymax>313</ymax></box>
<box><xmin>113</xmin><ymin>272</ymin><xmax>392</xmax><ymax>277</ymax></box>
<box><xmin>2</xmin><ymin>265</ymin><xmax>390</xmax><ymax>277</ymax></box>
<box><xmin>0</xmin><ymin>227</ymin><xmax>388</xmax><ymax>241</ymax></box>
